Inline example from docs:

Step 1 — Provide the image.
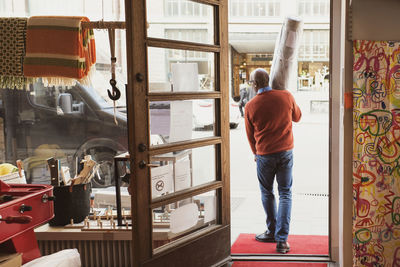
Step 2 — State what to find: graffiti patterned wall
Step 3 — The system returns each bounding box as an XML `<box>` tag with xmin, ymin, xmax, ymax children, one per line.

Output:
<box><xmin>353</xmin><ymin>40</ymin><xmax>400</xmax><ymax>267</ymax></box>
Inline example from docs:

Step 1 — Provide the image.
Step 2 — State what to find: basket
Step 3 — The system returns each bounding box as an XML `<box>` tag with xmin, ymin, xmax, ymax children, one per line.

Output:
<box><xmin>49</xmin><ymin>183</ymin><xmax>91</xmax><ymax>226</ymax></box>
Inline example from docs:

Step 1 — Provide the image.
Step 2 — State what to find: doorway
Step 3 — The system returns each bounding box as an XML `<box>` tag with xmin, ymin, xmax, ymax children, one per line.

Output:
<box><xmin>228</xmin><ymin>0</ymin><xmax>330</xmax><ymax>261</ymax></box>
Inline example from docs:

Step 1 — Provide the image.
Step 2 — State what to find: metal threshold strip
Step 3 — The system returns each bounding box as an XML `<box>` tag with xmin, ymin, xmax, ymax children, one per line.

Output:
<box><xmin>231</xmin><ymin>254</ymin><xmax>332</xmax><ymax>263</ymax></box>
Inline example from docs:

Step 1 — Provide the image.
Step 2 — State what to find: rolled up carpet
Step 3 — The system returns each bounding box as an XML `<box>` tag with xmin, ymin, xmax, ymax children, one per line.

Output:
<box><xmin>269</xmin><ymin>16</ymin><xmax>303</xmax><ymax>90</ymax></box>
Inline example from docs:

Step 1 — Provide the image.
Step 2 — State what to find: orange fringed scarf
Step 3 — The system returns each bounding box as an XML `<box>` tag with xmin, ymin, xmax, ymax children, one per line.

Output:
<box><xmin>23</xmin><ymin>16</ymin><xmax>96</xmax><ymax>86</ymax></box>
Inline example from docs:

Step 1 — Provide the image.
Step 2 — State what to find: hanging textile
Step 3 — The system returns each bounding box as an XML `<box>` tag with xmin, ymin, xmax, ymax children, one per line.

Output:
<box><xmin>23</xmin><ymin>16</ymin><xmax>96</xmax><ymax>87</ymax></box>
<box><xmin>0</xmin><ymin>17</ymin><xmax>32</xmax><ymax>90</ymax></box>
<box><xmin>353</xmin><ymin>40</ymin><xmax>400</xmax><ymax>266</ymax></box>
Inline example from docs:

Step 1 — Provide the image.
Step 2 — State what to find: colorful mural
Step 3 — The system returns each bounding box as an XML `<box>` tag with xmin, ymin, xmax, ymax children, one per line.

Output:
<box><xmin>353</xmin><ymin>40</ymin><xmax>400</xmax><ymax>267</ymax></box>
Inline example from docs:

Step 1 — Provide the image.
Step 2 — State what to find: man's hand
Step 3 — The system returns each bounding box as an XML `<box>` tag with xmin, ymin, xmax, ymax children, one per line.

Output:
<box><xmin>254</xmin><ymin>155</ymin><xmax>257</xmax><ymax>162</ymax></box>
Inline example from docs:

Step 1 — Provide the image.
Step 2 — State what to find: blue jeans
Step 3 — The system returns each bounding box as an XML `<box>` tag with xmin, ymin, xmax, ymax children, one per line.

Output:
<box><xmin>256</xmin><ymin>150</ymin><xmax>293</xmax><ymax>242</ymax></box>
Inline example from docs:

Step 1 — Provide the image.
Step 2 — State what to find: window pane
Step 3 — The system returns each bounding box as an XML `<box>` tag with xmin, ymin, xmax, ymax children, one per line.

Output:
<box><xmin>298</xmin><ymin>30</ymin><xmax>329</xmax><ymax>61</ymax></box>
<box><xmin>314</xmin><ymin>2</ymin><xmax>320</xmax><ymax>15</ymax></box>
<box><xmin>148</xmin><ymin>0</ymin><xmax>214</xmax><ymax>44</ymax></box>
<box><xmin>297</xmin><ymin>0</ymin><xmax>329</xmax><ymax>17</ymax></box>
<box><xmin>150</xmin><ymin>145</ymin><xmax>216</xmax><ymax>199</ymax></box>
<box><xmin>152</xmin><ymin>190</ymin><xmax>218</xmax><ymax>250</ymax></box>
<box><xmin>149</xmin><ymin>100</ymin><xmax>216</xmax><ymax>144</ymax></box>
<box><xmin>148</xmin><ymin>47</ymin><xmax>215</xmax><ymax>93</ymax></box>
<box><xmin>229</xmin><ymin>0</ymin><xmax>280</xmax><ymax>17</ymax></box>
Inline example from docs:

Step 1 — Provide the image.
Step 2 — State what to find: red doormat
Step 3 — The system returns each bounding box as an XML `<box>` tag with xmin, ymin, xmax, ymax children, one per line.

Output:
<box><xmin>232</xmin><ymin>262</ymin><xmax>327</xmax><ymax>266</ymax></box>
<box><xmin>231</xmin><ymin>234</ymin><xmax>329</xmax><ymax>255</ymax></box>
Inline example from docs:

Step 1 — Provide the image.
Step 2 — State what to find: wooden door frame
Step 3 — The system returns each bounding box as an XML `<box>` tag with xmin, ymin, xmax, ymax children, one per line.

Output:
<box><xmin>124</xmin><ymin>0</ymin><xmax>231</xmax><ymax>266</ymax></box>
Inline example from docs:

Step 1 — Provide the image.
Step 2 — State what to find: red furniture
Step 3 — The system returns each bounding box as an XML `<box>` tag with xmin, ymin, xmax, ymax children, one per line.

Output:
<box><xmin>0</xmin><ymin>180</ymin><xmax>54</xmax><ymax>264</ymax></box>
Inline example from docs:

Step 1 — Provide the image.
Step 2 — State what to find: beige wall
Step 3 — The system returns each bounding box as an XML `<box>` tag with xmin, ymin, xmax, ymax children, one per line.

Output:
<box><xmin>351</xmin><ymin>0</ymin><xmax>400</xmax><ymax>41</ymax></box>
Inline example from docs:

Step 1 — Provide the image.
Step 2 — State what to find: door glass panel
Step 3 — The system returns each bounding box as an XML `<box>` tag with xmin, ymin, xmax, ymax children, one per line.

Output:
<box><xmin>147</xmin><ymin>0</ymin><xmax>214</xmax><ymax>45</ymax></box>
<box><xmin>152</xmin><ymin>190</ymin><xmax>218</xmax><ymax>250</ymax></box>
<box><xmin>150</xmin><ymin>145</ymin><xmax>216</xmax><ymax>199</ymax></box>
<box><xmin>150</xmin><ymin>100</ymin><xmax>216</xmax><ymax>144</ymax></box>
<box><xmin>148</xmin><ymin>47</ymin><xmax>215</xmax><ymax>92</ymax></box>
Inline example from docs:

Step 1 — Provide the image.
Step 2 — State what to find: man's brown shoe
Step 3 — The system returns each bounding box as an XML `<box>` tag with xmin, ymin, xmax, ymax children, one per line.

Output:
<box><xmin>276</xmin><ymin>241</ymin><xmax>290</xmax><ymax>254</ymax></box>
<box><xmin>255</xmin><ymin>231</ymin><xmax>276</xmax><ymax>243</ymax></box>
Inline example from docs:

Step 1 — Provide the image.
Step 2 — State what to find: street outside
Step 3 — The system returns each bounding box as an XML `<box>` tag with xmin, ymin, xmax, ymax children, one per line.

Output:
<box><xmin>229</xmin><ymin>90</ymin><xmax>329</xmax><ymax>245</ymax></box>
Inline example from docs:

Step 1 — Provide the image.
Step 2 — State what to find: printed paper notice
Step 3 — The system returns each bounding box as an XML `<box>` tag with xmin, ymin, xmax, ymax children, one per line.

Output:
<box><xmin>151</xmin><ymin>164</ymin><xmax>173</xmax><ymax>198</ymax></box>
<box><xmin>175</xmin><ymin>159</ymin><xmax>191</xmax><ymax>191</ymax></box>
<box><xmin>169</xmin><ymin>101</ymin><xmax>193</xmax><ymax>142</ymax></box>
<box><xmin>171</xmin><ymin>63</ymin><xmax>199</xmax><ymax>92</ymax></box>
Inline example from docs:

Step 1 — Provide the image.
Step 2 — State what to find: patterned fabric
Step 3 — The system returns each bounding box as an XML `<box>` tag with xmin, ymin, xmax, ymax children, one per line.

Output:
<box><xmin>353</xmin><ymin>40</ymin><xmax>400</xmax><ymax>266</ymax></box>
<box><xmin>0</xmin><ymin>17</ymin><xmax>30</xmax><ymax>89</ymax></box>
<box><xmin>23</xmin><ymin>16</ymin><xmax>96</xmax><ymax>86</ymax></box>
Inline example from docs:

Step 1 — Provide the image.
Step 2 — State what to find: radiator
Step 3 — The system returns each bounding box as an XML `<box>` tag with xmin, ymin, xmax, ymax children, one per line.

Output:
<box><xmin>38</xmin><ymin>240</ymin><xmax>132</xmax><ymax>267</ymax></box>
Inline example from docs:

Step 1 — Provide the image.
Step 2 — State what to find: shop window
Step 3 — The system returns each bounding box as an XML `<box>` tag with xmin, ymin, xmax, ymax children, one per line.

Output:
<box><xmin>298</xmin><ymin>0</ymin><xmax>329</xmax><ymax>17</ymax></box>
<box><xmin>0</xmin><ymin>0</ymin><xmax>129</xmax><ymax>190</ymax></box>
<box><xmin>164</xmin><ymin>0</ymin><xmax>208</xmax><ymax>17</ymax></box>
<box><xmin>229</xmin><ymin>0</ymin><xmax>280</xmax><ymax>17</ymax></box>
<box><xmin>298</xmin><ymin>30</ymin><xmax>329</xmax><ymax>61</ymax></box>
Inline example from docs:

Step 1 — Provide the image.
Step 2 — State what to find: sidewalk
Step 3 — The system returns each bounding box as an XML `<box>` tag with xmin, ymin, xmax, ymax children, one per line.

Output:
<box><xmin>230</xmin><ymin>90</ymin><xmax>329</xmax><ymax>245</ymax></box>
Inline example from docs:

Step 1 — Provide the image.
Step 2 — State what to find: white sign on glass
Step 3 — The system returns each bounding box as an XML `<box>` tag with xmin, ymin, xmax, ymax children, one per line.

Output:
<box><xmin>174</xmin><ymin>160</ymin><xmax>191</xmax><ymax>191</ymax></box>
<box><xmin>171</xmin><ymin>63</ymin><xmax>199</xmax><ymax>92</ymax></box>
<box><xmin>170</xmin><ymin>203</ymin><xmax>199</xmax><ymax>234</ymax></box>
<box><xmin>169</xmin><ymin>101</ymin><xmax>193</xmax><ymax>143</ymax></box>
<box><xmin>151</xmin><ymin>164</ymin><xmax>173</xmax><ymax>198</ymax></box>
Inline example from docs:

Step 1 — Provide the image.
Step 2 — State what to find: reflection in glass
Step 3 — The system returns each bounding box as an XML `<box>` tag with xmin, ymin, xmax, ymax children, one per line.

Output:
<box><xmin>150</xmin><ymin>145</ymin><xmax>216</xmax><ymax>199</ymax></box>
<box><xmin>297</xmin><ymin>0</ymin><xmax>329</xmax><ymax>17</ymax></box>
<box><xmin>149</xmin><ymin>100</ymin><xmax>215</xmax><ymax>144</ymax></box>
<box><xmin>147</xmin><ymin>0</ymin><xmax>214</xmax><ymax>44</ymax></box>
<box><xmin>2</xmin><ymin>80</ymin><xmax>128</xmax><ymax>188</ymax></box>
<box><xmin>152</xmin><ymin>190</ymin><xmax>217</xmax><ymax>250</ymax></box>
<box><xmin>229</xmin><ymin>0</ymin><xmax>280</xmax><ymax>17</ymax></box>
<box><xmin>0</xmin><ymin>1</ymin><xmax>129</xmax><ymax>190</ymax></box>
<box><xmin>148</xmin><ymin>47</ymin><xmax>215</xmax><ymax>92</ymax></box>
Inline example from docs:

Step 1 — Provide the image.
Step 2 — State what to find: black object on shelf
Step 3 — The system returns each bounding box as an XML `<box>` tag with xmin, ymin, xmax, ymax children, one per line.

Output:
<box><xmin>114</xmin><ymin>153</ymin><xmax>130</xmax><ymax>226</ymax></box>
<box><xmin>49</xmin><ymin>183</ymin><xmax>91</xmax><ymax>226</ymax></box>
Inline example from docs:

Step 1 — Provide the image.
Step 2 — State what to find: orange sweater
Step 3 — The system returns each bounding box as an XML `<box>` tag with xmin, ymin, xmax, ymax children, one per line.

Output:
<box><xmin>245</xmin><ymin>89</ymin><xmax>302</xmax><ymax>155</ymax></box>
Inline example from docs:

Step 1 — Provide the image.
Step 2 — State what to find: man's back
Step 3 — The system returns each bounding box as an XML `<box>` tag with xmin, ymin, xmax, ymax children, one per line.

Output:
<box><xmin>245</xmin><ymin>89</ymin><xmax>301</xmax><ymax>156</ymax></box>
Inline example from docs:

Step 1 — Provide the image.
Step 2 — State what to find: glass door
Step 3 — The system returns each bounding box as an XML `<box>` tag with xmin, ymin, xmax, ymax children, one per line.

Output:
<box><xmin>125</xmin><ymin>0</ymin><xmax>231</xmax><ymax>266</ymax></box>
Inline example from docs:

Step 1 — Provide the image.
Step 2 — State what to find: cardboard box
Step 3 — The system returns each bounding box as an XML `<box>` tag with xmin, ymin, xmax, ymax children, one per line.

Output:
<box><xmin>0</xmin><ymin>253</ymin><xmax>22</xmax><ymax>267</ymax></box>
<box><xmin>93</xmin><ymin>187</ymin><xmax>131</xmax><ymax>208</ymax></box>
<box><xmin>0</xmin><ymin>172</ymin><xmax>26</xmax><ymax>184</ymax></box>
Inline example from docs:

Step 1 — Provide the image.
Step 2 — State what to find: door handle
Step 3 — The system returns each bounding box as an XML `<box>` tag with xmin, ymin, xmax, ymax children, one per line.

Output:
<box><xmin>138</xmin><ymin>160</ymin><xmax>159</xmax><ymax>169</ymax></box>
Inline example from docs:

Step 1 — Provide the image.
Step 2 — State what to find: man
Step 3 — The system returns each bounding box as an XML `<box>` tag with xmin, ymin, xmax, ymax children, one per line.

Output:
<box><xmin>238</xmin><ymin>83</ymin><xmax>248</xmax><ymax>117</ymax></box>
<box><xmin>244</xmin><ymin>68</ymin><xmax>302</xmax><ymax>254</ymax></box>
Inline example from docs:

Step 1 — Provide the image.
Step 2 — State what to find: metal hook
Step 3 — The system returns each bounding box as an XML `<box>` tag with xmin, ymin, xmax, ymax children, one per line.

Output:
<box><xmin>108</xmin><ymin>79</ymin><xmax>121</xmax><ymax>101</ymax></box>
